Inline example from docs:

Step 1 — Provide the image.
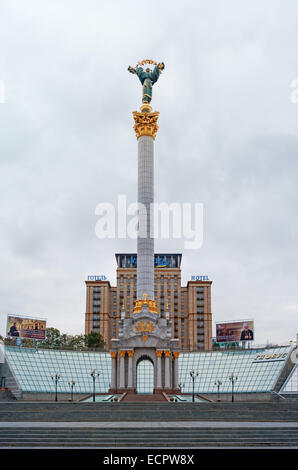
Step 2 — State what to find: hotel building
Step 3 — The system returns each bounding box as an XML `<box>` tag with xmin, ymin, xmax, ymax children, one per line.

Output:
<box><xmin>85</xmin><ymin>253</ymin><xmax>212</xmax><ymax>351</ymax></box>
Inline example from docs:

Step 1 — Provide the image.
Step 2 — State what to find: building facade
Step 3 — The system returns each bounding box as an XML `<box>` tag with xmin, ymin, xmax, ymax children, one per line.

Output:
<box><xmin>85</xmin><ymin>253</ymin><xmax>212</xmax><ymax>352</ymax></box>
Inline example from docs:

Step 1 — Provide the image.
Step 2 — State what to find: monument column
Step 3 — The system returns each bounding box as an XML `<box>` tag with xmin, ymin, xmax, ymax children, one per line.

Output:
<box><xmin>119</xmin><ymin>350</ymin><xmax>126</xmax><ymax>389</ymax></box>
<box><xmin>110</xmin><ymin>352</ymin><xmax>117</xmax><ymax>390</ymax></box>
<box><xmin>137</xmin><ymin>135</ymin><xmax>154</xmax><ymax>300</ymax></box>
<box><xmin>164</xmin><ymin>350</ymin><xmax>171</xmax><ymax>389</ymax></box>
<box><xmin>173</xmin><ymin>352</ymin><xmax>180</xmax><ymax>390</ymax></box>
<box><xmin>127</xmin><ymin>350</ymin><xmax>134</xmax><ymax>389</ymax></box>
<box><xmin>133</xmin><ymin>110</ymin><xmax>159</xmax><ymax>304</ymax></box>
<box><xmin>156</xmin><ymin>350</ymin><xmax>163</xmax><ymax>389</ymax></box>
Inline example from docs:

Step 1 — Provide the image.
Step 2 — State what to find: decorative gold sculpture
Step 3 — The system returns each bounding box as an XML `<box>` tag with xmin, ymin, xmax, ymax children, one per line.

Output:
<box><xmin>136</xmin><ymin>320</ymin><xmax>155</xmax><ymax>334</ymax></box>
<box><xmin>133</xmin><ymin>293</ymin><xmax>158</xmax><ymax>314</ymax></box>
<box><xmin>135</xmin><ymin>59</ymin><xmax>158</xmax><ymax>67</ymax></box>
<box><xmin>135</xmin><ymin>320</ymin><xmax>155</xmax><ymax>342</ymax></box>
<box><xmin>132</xmin><ymin>110</ymin><xmax>159</xmax><ymax>140</ymax></box>
<box><xmin>110</xmin><ymin>351</ymin><xmax>117</xmax><ymax>358</ymax></box>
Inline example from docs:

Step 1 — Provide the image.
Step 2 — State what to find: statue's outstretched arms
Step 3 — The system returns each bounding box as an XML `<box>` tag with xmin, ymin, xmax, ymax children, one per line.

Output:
<box><xmin>150</xmin><ymin>65</ymin><xmax>161</xmax><ymax>84</ymax></box>
<box><xmin>128</xmin><ymin>66</ymin><xmax>136</xmax><ymax>74</ymax></box>
<box><xmin>134</xmin><ymin>67</ymin><xmax>145</xmax><ymax>85</ymax></box>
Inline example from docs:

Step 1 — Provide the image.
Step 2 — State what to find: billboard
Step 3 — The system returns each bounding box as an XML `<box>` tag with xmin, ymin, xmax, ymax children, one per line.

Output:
<box><xmin>216</xmin><ymin>320</ymin><xmax>254</xmax><ymax>343</ymax></box>
<box><xmin>6</xmin><ymin>316</ymin><xmax>46</xmax><ymax>340</ymax></box>
<box><xmin>115</xmin><ymin>253</ymin><xmax>182</xmax><ymax>269</ymax></box>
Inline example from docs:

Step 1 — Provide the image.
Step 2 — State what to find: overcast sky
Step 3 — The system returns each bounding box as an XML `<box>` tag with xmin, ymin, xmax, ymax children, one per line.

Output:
<box><xmin>0</xmin><ymin>0</ymin><xmax>297</xmax><ymax>345</ymax></box>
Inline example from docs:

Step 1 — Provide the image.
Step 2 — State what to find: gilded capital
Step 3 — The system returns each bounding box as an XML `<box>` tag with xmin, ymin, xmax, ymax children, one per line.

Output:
<box><xmin>132</xmin><ymin>111</ymin><xmax>159</xmax><ymax>140</ymax></box>
<box><xmin>133</xmin><ymin>298</ymin><xmax>158</xmax><ymax>314</ymax></box>
<box><xmin>173</xmin><ymin>352</ymin><xmax>180</xmax><ymax>359</ymax></box>
<box><xmin>127</xmin><ymin>350</ymin><xmax>135</xmax><ymax>357</ymax></box>
<box><xmin>110</xmin><ymin>351</ymin><xmax>117</xmax><ymax>359</ymax></box>
<box><xmin>156</xmin><ymin>350</ymin><xmax>163</xmax><ymax>357</ymax></box>
<box><xmin>164</xmin><ymin>350</ymin><xmax>171</xmax><ymax>358</ymax></box>
<box><xmin>119</xmin><ymin>350</ymin><xmax>126</xmax><ymax>358</ymax></box>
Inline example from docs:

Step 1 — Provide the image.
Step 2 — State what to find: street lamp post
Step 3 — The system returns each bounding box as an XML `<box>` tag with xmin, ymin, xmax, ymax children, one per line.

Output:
<box><xmin>90</xmin><ymin>370</ymin><xmax>100</xmax><ymax>402</ymax></box>
<box><xmin>229</xmin><ymin>373</ymin><xmax>238</xmax><ymax>402</ymax></box>
<box><xmin>51</xmin><ymin>373</ymin><xmax>61</xmax><ymax>402</ymax></box>
<box><xmin>189</xmin><ymin>370</ymin><xmax>199</xmax><ymax>403</ymax></box>
<box><xmin>215</xmin><ymin>380</ymin><xmax>222</xmax><ymax>402</ymax></box>
<box><xmin>68</xmin><ymin>380</ymin><xmax>76</xmax><ymax>401</ymax></box>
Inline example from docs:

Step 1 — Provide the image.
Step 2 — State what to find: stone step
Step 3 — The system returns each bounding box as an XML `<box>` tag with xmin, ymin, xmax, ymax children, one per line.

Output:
<box><xmin>0</xmin><ymin>428</ymin><xmax>296</xmax><ymax>435</ymax></box>
<box><xmin>1</xmin><ymin>403</ymin><xmax>297</xmax><ymax>410</ymax></box>
<box><xmin>0</xmin><ymin>438</ymin><xmax>297</xmax><ymax>443</ymax></box>
<box><xmin>1</xmin><ymin>402</ymin><xmax>297</xmax><ymax>409</ymax></box>
<box><xmin>0</xmin><ymin>411</ymin><xmax>296</xmax><ymax>420</ymax></box>
<box><xmin>0</xmin><ymin>402</ymin><xmax>297</xmax><ymax>422</ymax></box>
<box><xmin>0</xmin><ymin>428</ymin><xmax>297</xmax><ymax>447</ymax></box>
<box><xmin>0</xmin><ymin>433</ymin><xmax>296</xmax><ymax>439</ymax></box>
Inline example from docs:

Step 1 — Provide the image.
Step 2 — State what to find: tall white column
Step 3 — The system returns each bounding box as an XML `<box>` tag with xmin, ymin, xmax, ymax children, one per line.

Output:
<box><xmin>173</xmin><ymin>353</ymin><xmax>179</xmax><ymax>389</ymax></box>
<box><xmin>119</xmin><ymin>351</ymin><xmax>125</xmax><ymax>388</ymax></box>
<box><xmin>137</xmin><ymin>135</ymin><xmax>154</xmax><ymax>300</ymax></box>
<box><xmin>156</xmin><ymin>351</ymin><xmax>162</xmax><ymax>388</ymax></box>
<box><xmin>127</xmin><ymin>351</ymin><xmax>134</xmax><ymax>388</ymax></box>
<box><xmin>111</xmin><ymin>353</ymin><xmax>117</xmax><ymax>389</ymax></box>
<box><xmin>164</xmin><ymin>352</ymin><xmax>171</xmax><ymax>389</ymax></box>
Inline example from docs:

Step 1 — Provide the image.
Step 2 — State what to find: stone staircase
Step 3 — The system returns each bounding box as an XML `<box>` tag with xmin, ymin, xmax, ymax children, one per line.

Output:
<box><xmin>0</xmin><ymin>401</ymin><xmax>297</xmax><ymax>422</ymax></box>
<box><xmin>0</xmin><ymin>402</ymin><xmax>297</xmax><ymax>447</ymax></box>
<box><xmin>0</xmin><ymin>426</ymin><xmax>297</xmax><ymax>447</ymax></box>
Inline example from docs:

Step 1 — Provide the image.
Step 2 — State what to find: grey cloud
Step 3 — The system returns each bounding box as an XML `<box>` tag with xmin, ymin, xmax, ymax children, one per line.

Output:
<box><xmin>0</xmin><ymin>0</ymin><xmax>297</xmax><ymax>343</ymax></box>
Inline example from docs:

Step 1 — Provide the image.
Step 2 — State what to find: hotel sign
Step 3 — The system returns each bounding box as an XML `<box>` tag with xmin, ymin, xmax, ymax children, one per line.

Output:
<box><xmin>191</xmin><ymin>275</ymin><xmax>210</xmax><ymax>281</ymax></box>
<box><xmin>87</xmin><ymin>275</ymin><xmax>107</xmax><ymax>281</ymax></box>
<box><xmin>253</xmin><ymin>352</ymin><xmax>288</xmax><ymax>363</ymax></box>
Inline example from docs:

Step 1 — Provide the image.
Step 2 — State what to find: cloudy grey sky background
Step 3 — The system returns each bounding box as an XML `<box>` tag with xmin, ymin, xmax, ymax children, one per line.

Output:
<box><xmin>0</xmin><ymin>0</ymin><xmax>297</xmax><ymax>344</ymax></box>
